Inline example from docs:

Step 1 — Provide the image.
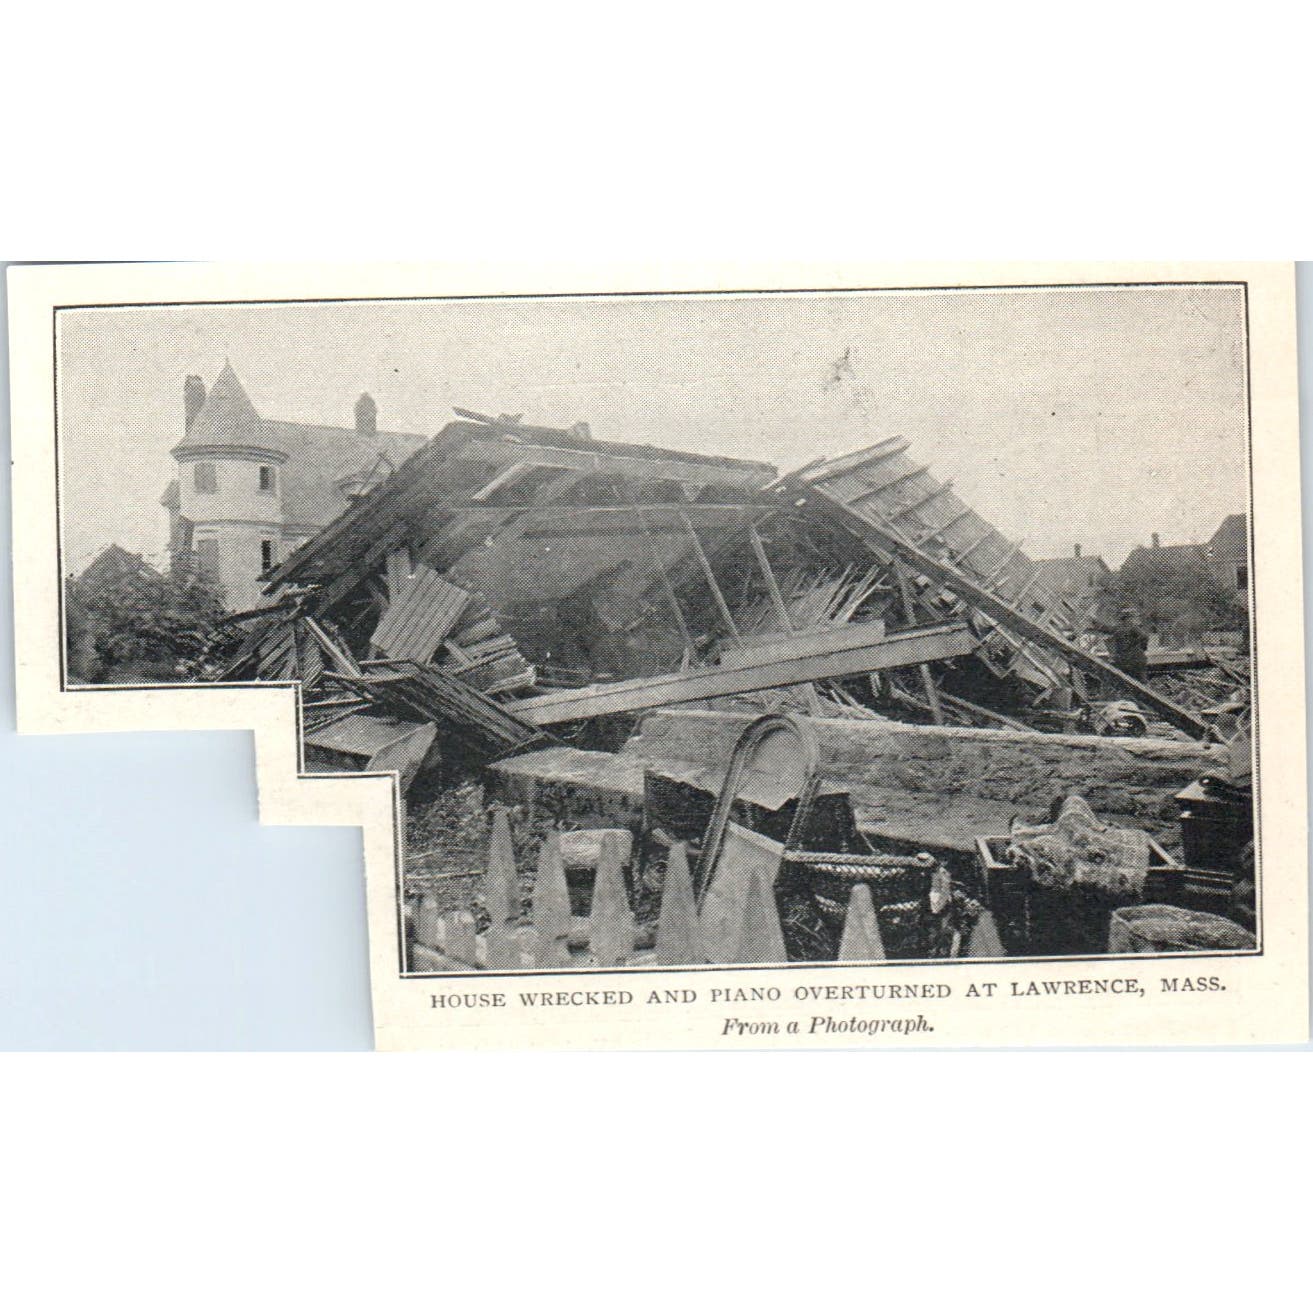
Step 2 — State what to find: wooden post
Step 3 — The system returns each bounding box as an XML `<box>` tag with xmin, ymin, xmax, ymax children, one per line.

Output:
<box><xmin>838</xmin><ymin>883</ymin><xmax>886</xmax><ymax>961</ymax></box>
<box><xmin>679</xmin><ymin>510</ymin><xmax>741</xmax><ymax>641</ymax></box>
<box><xmin>484</xmin><ymin>807</ymin><xmax>520</xmax><ymax>970</ymax></box>
<box><xmin>655</xmin><ymin>842</ymin><xmax>702</xmax><ymax>965</ymax></box>
<box><xmin>731</xmin><ymin>865</ymin><xmax>788</xmax><ymax>964</ymax></box>
<box><xmin>531</xmin><ymin>831</ymin><xmax>572</xmax><ymax>968</ymax></box>
<box><xmin>589</xmin><ymin>831</ymin><xmax>635</xmax><ymax>967</ymax></box>
<box><xmin>892</xmin><ymin>558</ymin><xmax>944</xmax><ymax>724</ymax></box>
<box><xmin>748</xmin><ymin>524</ymin><xmax>822</xmax><ymax>716</ymax></box>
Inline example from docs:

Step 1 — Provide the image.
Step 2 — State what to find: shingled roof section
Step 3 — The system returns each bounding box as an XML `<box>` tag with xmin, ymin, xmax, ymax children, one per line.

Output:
<box><xmin>1030</xmin><ymin>554</ymin><xmax>1112</xmax><ymax>596</ymax></box>
<box><xmin>1121</xmin><ymin>542</ymin><xmax>1210</xmax><ymax>573</ymax></box>
<box><xmin>1208</xmin><ymin>513</ymin><xmax>1248</xmax><ymax>561</ymax></box>
<box><xmin>262</xmin><ymin>419</ymin><xmax>427</xmax><ymax>528</ymax></box>
<box><xmin>171</xmin><ymin>364</ymin><xmax>430</xmax><ymax>529</ymax></box>
<box><xmin>174</xmin><ymin>361</ymin><xmax>266</xmax><ymax>453</ymax></box>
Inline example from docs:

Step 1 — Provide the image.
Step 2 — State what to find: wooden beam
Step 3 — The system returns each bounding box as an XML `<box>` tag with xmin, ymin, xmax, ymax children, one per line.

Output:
<box><xmin>892</xmin><ymin>481</ymin><xmax>954</xmax><ymax>523</ymax></box>
<box><xmin>680</xmin><ymin>511</ymin><xmax>740</xmax><ymax>639</ymax></box>
<box><xmin>892</xmin><ymin>558</ymin><xmax>944</xmax><ymax>724</ymax></box>
<box><xmin>951</xmin><ymin>526</ymin><xmax>999</xmax><ymax>568</ymax></box>
<box><xmin>514</xmin><ymin>504</ymin><xmax>763</xmax><ymax>539</ymax></box>
<box><xmin>980</xmin><ymin>540</ymin><xmax>1023</xmax><ymax>589</ymax></box>
<box><xmin>784</xmin><ymin>480</ymin><xmax>1210</xmax><ymax>737</ymax></box>
<box><xmin>717</xmin><ymin>618</ymin><xmax>887</xmax><ymax>670</ymax></box>
<box><xmin>469</xmin><ymin>459</ymin><xmax>565</xmax><ymax>502</ymax></box>
<box><xmin>747</xmin><ymin>523</ymin><xmax>821</xmax><ymax>716</ymax></box>
<box><xmin>514</xmin><ymin>623</ymin><xmax>978</xmax><ymax>726</ymax></box>
<box><xmin>848</xmin><ymin>463</ymin><xmax>929</xmax><ymax>505</ymax></box>
<box><xmin>915</xmin><ymin>506</ymin><xmax>974</xmax><ymax>546</ymax></box>
<box><xmin>457</xmin><ymin>435</ymin><xmax>773</xmax><ymax>495</ymax></box>
<box><xmin>799</xmin><ymin>437</ymin><xmax>909</xmax><ymax>484</ymax></box>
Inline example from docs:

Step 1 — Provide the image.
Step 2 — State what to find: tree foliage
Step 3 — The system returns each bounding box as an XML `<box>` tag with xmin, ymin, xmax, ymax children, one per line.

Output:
<box><xmin>66</xmin><ymin>548</ymin><xmax>230</xmax><ymax>683</ymax></box>
<box><xmin>1102</xmin><ymin>550</ymin><xmax>1246</xmax><ymax>644</ymax></box>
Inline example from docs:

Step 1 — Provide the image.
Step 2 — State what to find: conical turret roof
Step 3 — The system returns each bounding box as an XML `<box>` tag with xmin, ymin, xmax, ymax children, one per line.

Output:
<box><xmin>174</xmin><ymin>363</ymin><xmax>286</xmax><ymax>457</ymax></box>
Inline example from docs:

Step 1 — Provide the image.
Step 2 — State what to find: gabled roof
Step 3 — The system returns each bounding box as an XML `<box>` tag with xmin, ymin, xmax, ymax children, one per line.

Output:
<box><xmin>175</xmin><ymin>362</ymin><xmax>268</xmax><ymax>454</ymax></box>
<box><xmin>1030</xmin><ymin>554</ymin><xmax>1112</xmax><ymax>595</ymax></box>
<box><xmin>77</xmin><ymin>543</ymin><xmax>162</xmax><ymax>589</ymax></box>
<box><xmin>1122</xmin><ymin>542</ymin><xmax>1209</xmax><ymax>574</ymax></box>
<box><xmin>1208</xmin><ymin>513</ymin><xmax>1247</xmax><ymax>560</ymax></box>
<box><xmin>262</xmin><ymin>420</ymin><xmax>426</xmax><ymax>527</ymax></box>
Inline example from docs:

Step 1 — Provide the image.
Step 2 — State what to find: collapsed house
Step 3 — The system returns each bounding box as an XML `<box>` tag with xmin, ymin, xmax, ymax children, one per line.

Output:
<box><xmin>210</xmin><ymin>410</ymin><xmax>1254</xmax><ymax>966</ymax></box>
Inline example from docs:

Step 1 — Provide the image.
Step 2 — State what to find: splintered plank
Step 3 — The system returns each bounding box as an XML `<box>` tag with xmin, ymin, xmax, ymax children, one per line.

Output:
<box><xmin>335</xmin><ymin>662</ymin><xmax>540</xmax><ymax>758</ymax></box>
<box><xmin>370</xmin><ymin>564</ymin><xmax>471</xmax><ymax>663</ymax></box>
<box><xmin>515</xmin><ymin>622</ymin><xmax>977</xmax><ymax>726</ymax></box>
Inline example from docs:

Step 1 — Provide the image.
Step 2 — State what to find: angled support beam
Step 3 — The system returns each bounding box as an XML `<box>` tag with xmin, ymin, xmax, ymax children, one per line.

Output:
<box><xmin>892</xmin><ymin>558</ymin><xmax>944</xmax><ymax>724</ymax></box>
<box><xmin>893</xmin><ymin>480</ymin><xmax>954</xmax><ymax>523</ymax></box>
<box><xmin>783</xmin><ymin>479</ymin><xmax>1209</xmax><ymax>738</ymax></box>
<box><xmin>680</xmin><ymin>511</ymin><xmax>740</xmax><ymax>640</ymax></box>
<box><xmin>848</xmin><ymin>463</ymin><xmax>930</xmax><ymax>505</ymax></box>
<box><xmin>515</xmin><ymin>623</ymin><xmax>978</xmax><ymax>726</ymax></box>
<box><xmin>799</xmin><ymin>437</ymin><xmax>909</xmax><ymax>484</ymax></box>
<box><xmin>915</xmin><ymin>506</ymin><xmax>974</xmax><ymax>547</ymax></box>
<box><xmin>950</xmin><ymin>526</ymin><xmax>999</xmax><ymax>569</ymax></box>
<box><xmin>747</xmin><ymin>524</ymin><xmax>822</xmax><ymax>716</ymax></box>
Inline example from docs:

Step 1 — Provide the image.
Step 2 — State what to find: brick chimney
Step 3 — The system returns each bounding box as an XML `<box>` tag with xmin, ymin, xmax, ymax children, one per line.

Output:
<box><xmin>184</xmin><ymin>375</ymin><xmax>206</xmax><ymax>432</ymax></box>
<box><xmin>1151</xmin><ymin>532</ymin><xmax>1161</xmax><ymax>549</ymax></box>
<box><xmin>355</xmin><ymin>392</ymin><xmax>377</xmax><ymax>438</ymax></box>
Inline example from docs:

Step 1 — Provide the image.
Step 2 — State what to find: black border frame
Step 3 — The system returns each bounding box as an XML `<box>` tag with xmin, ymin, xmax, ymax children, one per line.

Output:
<box><xmin>49</xmin><ymin>280</ymin><xmax>1262</xmax><ymax>981</ymax></box>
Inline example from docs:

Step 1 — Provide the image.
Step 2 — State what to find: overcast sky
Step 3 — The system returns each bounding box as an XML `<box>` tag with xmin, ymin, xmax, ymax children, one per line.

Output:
<box><xmin>57</xmin><ymin>284</ymin><xmax>1248</xmax><ymax>572</ymax></box>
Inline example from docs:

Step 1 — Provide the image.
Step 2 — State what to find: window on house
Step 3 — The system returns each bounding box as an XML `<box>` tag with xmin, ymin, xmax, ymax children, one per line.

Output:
<box><xmin>194</xmin><ymin>536</ymin><xmax>220</xmax><ymax>582</ymax></box>
<box><xmin>261</xmin><ymin>539</ymin><xmax>276</xmax><ymax>573</ymax></box>
<box><xmin>258</xmin><ymin>465</ymin><xmax>276</xmax><ymax>493</ymax></box>
<box><xmin>1236</xmin><ymin>564</ymin><xmax>1249</xmax><ymax>591</ymax></box>
<box><xmin>194</xmin><ymin>462</ymin><xmax>217</xmax><ymax>494</ymax></box>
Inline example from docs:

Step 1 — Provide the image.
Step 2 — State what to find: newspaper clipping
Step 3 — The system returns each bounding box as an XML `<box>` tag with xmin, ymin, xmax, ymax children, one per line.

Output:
<box><xmin>7</xmin><ymin>261</ymin><xmax>1306</xmax><ymax>1048</ymax></box>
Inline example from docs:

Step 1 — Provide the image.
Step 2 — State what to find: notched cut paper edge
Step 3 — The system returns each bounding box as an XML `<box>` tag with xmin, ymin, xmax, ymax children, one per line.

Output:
<box><xmin>6</xmin><ymin>260</ymin><xmax>1309</xmax><ymax>1050</ymax></box>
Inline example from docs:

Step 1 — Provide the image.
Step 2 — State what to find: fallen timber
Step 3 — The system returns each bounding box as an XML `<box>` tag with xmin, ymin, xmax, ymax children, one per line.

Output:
<box><xmin>779</xmin><ymin>475</ymin><xmax>1211</xmax><ymax>739</ymax></box>
<box><xmin>513</xmin><ymin>621</ymin><xmax>976</xmax><ymax>726</ymax></box>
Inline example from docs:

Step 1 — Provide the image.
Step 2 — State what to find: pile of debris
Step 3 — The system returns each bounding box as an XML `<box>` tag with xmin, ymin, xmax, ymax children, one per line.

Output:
<box><xmin>214</xmin><ymin>409</ymin><xmax>1217</xmax><ymax>782</ymax></box>
<box><xmin>206</xmin><ymin>409</ymin><xmax>1255</xmax><ymax>964</ymax></box>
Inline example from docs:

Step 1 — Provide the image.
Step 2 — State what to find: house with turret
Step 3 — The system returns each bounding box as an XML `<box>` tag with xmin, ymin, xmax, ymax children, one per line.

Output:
<box><xmin>161</xmin><ymin>364</ymin><xmax>428</xmax><ymax>612</ymax></box>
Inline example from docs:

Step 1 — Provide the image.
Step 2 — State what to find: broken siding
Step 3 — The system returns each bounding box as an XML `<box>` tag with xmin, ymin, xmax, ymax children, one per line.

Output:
<box><xmin>370</xmin><ymin>564</ymin><xmax>471</xmax><ymax>662</ymax></box>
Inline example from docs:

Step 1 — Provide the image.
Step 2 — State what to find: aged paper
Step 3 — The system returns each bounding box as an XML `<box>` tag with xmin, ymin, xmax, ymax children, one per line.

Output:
<box><xmin>7</xmin><ymin>261</ymin><xmax>1306</xmax><ymax>1049</ymax></box>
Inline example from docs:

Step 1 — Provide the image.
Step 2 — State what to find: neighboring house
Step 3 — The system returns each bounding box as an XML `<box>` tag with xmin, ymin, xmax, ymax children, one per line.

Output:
<box><xmin>65</xmin><ymin>544</ymin><xmax>163</xmax><ymax>678</ymax></box>
<box><xmin>1029</xmin><ymin>545</ymin><xmax>1113</xmax><ymax>631</ymax></box>
<box><xmin>161</xmin><ymin>364</ymin><xmax>428</xmax><ymax>612</ymax></box>
<box><xmin>1205</xmin><ymin>513</ymin><xmax>1249</xmax><ymax>596</ymax></box>
<box><xmin>76</xmin><ymin>542</ymin><xmax>162</xmax><ymax>595</ymax></box>
<box><xmin>1116</xmin><ymin>528</ymin><xmax>1247</xmax><ymax>644</ymax></box>
<box><xmin>1120</xmin><ymin>532</ymin><xmax>1211</xmax><ymax>579</ymax></box>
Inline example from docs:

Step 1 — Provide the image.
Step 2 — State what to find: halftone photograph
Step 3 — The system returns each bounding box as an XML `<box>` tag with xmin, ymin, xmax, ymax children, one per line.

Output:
<box><xmin>9</xmin><ymin>262</ymin><xmax>1303</xmax><ymax>1049</ymax></box>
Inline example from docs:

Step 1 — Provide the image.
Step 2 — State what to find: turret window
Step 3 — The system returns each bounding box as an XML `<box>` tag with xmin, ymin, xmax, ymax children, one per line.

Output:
<box><xmin>194</xmin><ymin>535</ymin><xmax>220</xmax><ymax>582</ymax></box>
<box><xmin>258</xmin><ymin>465</ymin><xmax>276</xmax><ymax>493</ymax></box>
<box><xmin>194</xmin><ymin>462</ymin><xmax>218</xmax><ymax>494</ymax></box>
